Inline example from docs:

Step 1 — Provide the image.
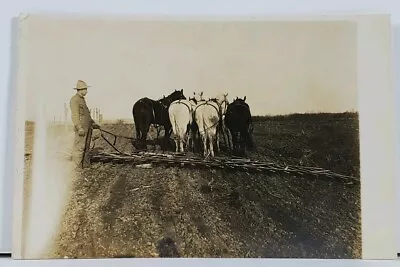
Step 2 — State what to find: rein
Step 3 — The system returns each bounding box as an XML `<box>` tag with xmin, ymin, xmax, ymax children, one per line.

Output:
<box><xmin>208</xmin><ymin>98</ymin><xmax>229</xmax><ymax>118</ymax></box>
<box><xmin>218</xmin><ymin>99</ymin><xmax>229</xmax><ymax>118</ymax></box>
<box><xmin>98</xmin><ymin>128</ymin><xmax>134</xmax><ymax>155</ymax></box>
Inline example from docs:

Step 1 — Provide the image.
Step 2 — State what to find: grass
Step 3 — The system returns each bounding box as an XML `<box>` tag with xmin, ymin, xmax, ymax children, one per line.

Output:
<box><xmin>24</xmin><ymin>112</ymin><xmax>361</xmax><ymax>259</ymax></box>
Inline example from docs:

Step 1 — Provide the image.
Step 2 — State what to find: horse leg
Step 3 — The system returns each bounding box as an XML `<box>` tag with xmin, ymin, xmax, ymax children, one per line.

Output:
<box><xmin>141</xmin><ymin>123</ymin><xmax>150</xmax><ymax>150</ymax></box>
<box><xmin>163</xmin><ymin>125</ymin><xmax>172</xmax><ymax>151</ymax></box>
<box><xmin>246</xmin><ymin>132</ymin><xmax>254</xmax><ymax>150</ymax></box>
<box><xmin>136</xmin><ymin>124</ymin><xmax>145</xmax><ymax>149</ymax></box>
<box><xmin>133</xmin><ymin>114</ymin><xmax>141</xmax><ymax>149</ymax></box>
<box><xmin>173</xmin><ymin>136</ymin><xmax>179</xmax><ymax>152</ymax></box>
<box><xmin>176</xmin><ymin>138</ymin><xmax>179</xmax><ymax>153</ymax></box>
<box><xmin>209</xmin><ymin>132</ymin><xmax>215</xmax><ymax>157</ymax></box>
<box><xmin>201</xmin><ymin>132</ymin><xmax>208</xmax><ymax>157</ymax></box>
<box><xmin>185</xmin><ymin>127</ymin><xmax>191</xmax><ymax>152</ymax></box>
<box><xmin>157</xmin><ymin>126</ymin><xmax>162</xmax><ymax>140</ymax></box>
<box><xmin>241</xmin><ymin>132</ymin><xmax>245</xmax><ymax>156</ymax></box>
<box><xmin>188</xmin><ymin>127</ymin><xmax>194</xmax><ymax>152</ymax></box>
<box><xmin>133</xmin><ymin>125</ymin><xmax>141</xmax><ymax>149</ymax></box>
<box><xmin>137</xmin><ymin>128</ymin><xmax>142</xmax><ymax>142</ymax></box>
<box><xmin>221</xmin><ymin>125</ymin><xmax>228</xmax><ymax>151</ymax></box>
<box><xmin>195</xmin><ymin>133</ymin><xmax>199</xmax><ymax>153</ymax></box>
<box><xmin>180</xmin><ymin>137</ymin><xmax>184</xmax><ymax>152</ymax></box>
<box><xmin>232</xmin><ymin>132</ymin><xmax>238</xmax><ymax>156</ymax></box>
<box><xmin>220</xmin><ymin>123</ymin><xmax>226</xmax><ymax>151</ymax></box>
<box><xmin>186</xmin><ymin>132</ymin><xmax>191</xmax><ymax>152</ymax></box>
<box><xmin>225</xmin><ymin>128</ymin><xmax>233</xmax><ymax>151</ymax></box>
<box><xmin>216</xmin><ymin>128</ymin><xmax>220</xmax><ymax>153</ymax></box>
<box><xmin>240</xmin><ymin>131</ymin><xmax>246</xmax><ymax>156</ymax></box>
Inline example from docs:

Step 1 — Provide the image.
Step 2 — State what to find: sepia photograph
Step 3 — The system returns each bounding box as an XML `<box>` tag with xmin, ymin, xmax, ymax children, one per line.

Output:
<box><xmin>11</xmin><ymin>14</ymin><xmax>394</xmax><ymax>260</ymax></box>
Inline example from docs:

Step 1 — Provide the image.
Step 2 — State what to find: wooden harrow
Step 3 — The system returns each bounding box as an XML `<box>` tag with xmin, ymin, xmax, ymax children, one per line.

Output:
<box><xmin>89</xmin><ymin>150</ymin><xmax>360</xmax><ymax>185</ymax></box>
<box><xmin>23</xmin><ymin>126</ymin><xmax>355</xmax><ymax>185</ymax></box>
<box><xmin>23</xmin><ymin>127</ymin><xmax>359</xmax><ymax>185</ymax></box>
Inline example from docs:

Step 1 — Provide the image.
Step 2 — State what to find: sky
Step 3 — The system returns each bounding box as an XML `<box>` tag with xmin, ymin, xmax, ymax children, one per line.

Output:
<box><xmin>17</xmin><ymin>16</ymin><xmax>358</xmax><ymax>122</ymax></box>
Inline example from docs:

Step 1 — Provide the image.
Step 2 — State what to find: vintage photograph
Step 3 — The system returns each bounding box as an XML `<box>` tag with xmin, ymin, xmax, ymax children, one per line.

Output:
<box><xmin>16</xmin><ymin>15</ymin><xmax>364</xmax><ymax>259</ymax></box>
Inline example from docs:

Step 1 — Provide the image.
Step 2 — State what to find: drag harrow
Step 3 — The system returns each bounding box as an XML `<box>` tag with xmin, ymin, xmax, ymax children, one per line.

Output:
<box><xmin>88</xmin><ymin>150</ymin><xmax>360</xmax><ymax>185</ymax></box>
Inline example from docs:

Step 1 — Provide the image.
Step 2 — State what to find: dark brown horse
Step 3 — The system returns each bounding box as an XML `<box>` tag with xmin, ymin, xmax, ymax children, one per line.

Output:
<box><xmin>224</xmin><ymin>96</ymin><xmax>254</xmax><ymax>156</ymax></box>
<box><xmin>132</xmin><ymin>89</ymin><xmax>186</xmax><ymax>150</ymax></box>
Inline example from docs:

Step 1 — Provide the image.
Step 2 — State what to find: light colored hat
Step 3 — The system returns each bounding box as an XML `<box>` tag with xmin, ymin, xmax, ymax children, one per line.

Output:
<box><xmin>73</xmin><ymin>80</ymin><xmax>90</xmax><ymax>90</ymax></box>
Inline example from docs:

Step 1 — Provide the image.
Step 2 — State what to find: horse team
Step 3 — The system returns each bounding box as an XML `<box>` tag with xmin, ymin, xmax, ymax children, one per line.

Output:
<box><xmin>132</xmin><ymin>89</ymin><xmax>254</xmax><ymax>157</ymax></box>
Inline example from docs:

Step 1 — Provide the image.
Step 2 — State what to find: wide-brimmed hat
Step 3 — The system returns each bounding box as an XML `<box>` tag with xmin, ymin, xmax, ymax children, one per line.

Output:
<box><xmin>73</xmin><ymin>80</ymin><xmax>90</xmax><ymax>90</ymax></box>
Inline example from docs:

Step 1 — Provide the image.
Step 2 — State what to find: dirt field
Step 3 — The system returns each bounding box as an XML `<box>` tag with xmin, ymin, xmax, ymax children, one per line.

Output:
<box><xmin>24</xmin><ymin>112</ymin><xmax>361</xmax><ymax>259</ymax></box>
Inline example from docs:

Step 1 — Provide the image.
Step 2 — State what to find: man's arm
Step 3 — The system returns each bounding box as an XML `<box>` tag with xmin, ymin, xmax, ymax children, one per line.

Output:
<box><xmin>90</xmin><ymin>114</ymin><xmax>101</xmax><ymax>129</ymax></box>
<box><xmin>70</xmin><ymin>98</ymin><xmax>83</xmax><ymax>131</ymax></box>
<box><xmin>91</xmin><ymin>119</ymin><xmax>100</xmax><ymax>129</ymax></box>
<box><xmin>88</xmin><ymin>110</ymin><xmax>100</xmax><ymax>128</ymax></box>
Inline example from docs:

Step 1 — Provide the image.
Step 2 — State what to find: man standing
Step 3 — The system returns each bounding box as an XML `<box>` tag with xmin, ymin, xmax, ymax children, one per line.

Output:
<box><xmin>70</xmin><ymin>80</ymin><xmax>100</xmax><ymax>168</ymax></box>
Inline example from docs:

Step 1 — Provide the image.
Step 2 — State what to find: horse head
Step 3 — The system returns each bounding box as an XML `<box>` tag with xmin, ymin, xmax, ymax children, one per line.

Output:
<box><xmin>161</xmin><ymin>89</ymin><xmax>186</xmax><ymax>106</ymax></box>
<box><xmin>197</xmin><ymin>91</ymin><xmax>205</xmax><ymax>101</ymax></box>
<box><xmin>219</xmin><ymin>93</ymin><xmax>229</xmax><ymax>114</ymax></box>
<box><xmin>234</xmin><ymin>96</ymin><xmax>247</xmax><ymax>103</ymax></box>
<box><xmin>172</xmin><ymin>88</ymin><xmax>186</xmax><ymax>100</ymax></box>
<box><xmin>231</xmin><ymin>96</ymin><xmax>249</xmax><ymax>109</ymax></box>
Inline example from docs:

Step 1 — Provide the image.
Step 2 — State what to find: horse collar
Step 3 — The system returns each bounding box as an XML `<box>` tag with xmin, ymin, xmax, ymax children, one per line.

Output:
<box><xmin>194</xmin><ymin>100</ymin><xmax>219</xmax><ymax>114</ymax></box>
<box><xmin>172</xmin><ymin>100</ymin><xmax>192</xmax><ymax>112</ymax></box>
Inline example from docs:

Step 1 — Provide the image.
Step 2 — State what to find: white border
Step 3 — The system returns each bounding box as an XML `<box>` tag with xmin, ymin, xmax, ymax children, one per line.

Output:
<box><xmin>8</xmin><ymin>13</ymin><xmax>398</xmax><ymax>261</ymax></box>
<box><xmin>356</xmin><ymin>15</ymin><xmax>397</xmax><ymax>259</ymax></box>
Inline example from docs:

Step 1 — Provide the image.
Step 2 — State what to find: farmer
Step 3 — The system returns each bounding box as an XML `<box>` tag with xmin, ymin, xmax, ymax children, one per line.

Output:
<box><xmin>70</xmin><ymin>80</ymin><xmax>100</xmax><ymax>168</ymax></box>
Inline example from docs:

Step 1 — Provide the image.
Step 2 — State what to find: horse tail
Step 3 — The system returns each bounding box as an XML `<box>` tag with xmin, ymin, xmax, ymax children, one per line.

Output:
<box><xmin>173</xmin><ymin>115</ymin><xmax>179</xmax><ymax>137</ymax></box>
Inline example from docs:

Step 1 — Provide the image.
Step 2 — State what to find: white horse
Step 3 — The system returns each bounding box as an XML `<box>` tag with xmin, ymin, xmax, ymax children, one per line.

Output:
<box><xmin>193</xmin><ymin>100</ymin><xmax>220</xmax><ymax>157</ymax></box>
<box><xmin>168</xmin><ymin>99</ymin><xmax>196</xmax><ymax>152</ymax></box>
<box><xmin>190</xmin><ymin>92</ymin><xmax>233</xmax><ymax>153</ymax></box>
